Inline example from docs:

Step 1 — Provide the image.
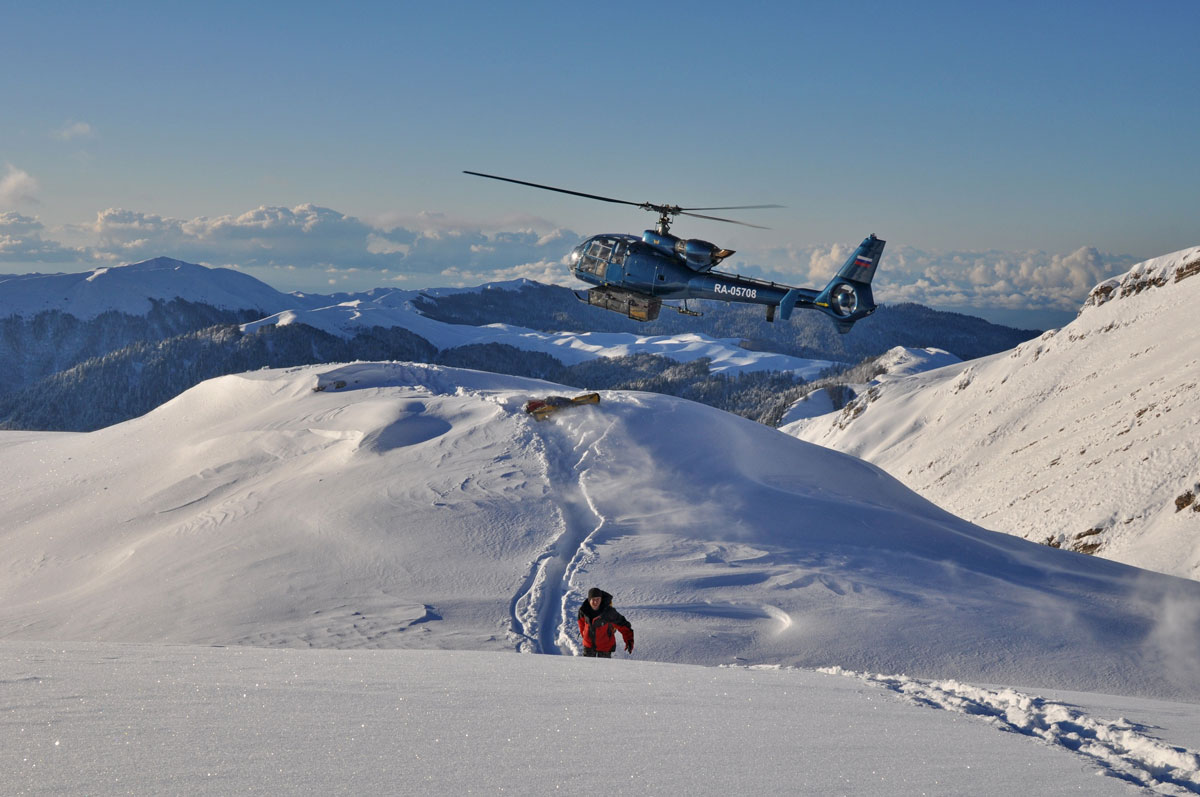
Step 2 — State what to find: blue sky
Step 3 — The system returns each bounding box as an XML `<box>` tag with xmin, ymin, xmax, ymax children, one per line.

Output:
<box><xmin>2</xmin><ymin>1</ymin><xmax>1197</xmax><ymax>327</ymax></box>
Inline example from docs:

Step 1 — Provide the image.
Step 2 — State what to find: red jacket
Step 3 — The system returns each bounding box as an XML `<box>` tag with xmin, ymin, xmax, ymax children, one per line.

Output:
<box><xmin>577</xmin><ymin>591</ymin><xmax>634</xmax><ymax>654</ymax></box>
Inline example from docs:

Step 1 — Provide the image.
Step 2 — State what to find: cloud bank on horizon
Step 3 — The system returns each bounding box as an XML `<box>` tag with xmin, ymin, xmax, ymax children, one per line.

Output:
<box><xmin>0</xmin><ymin>196</ymin><xmax>1138</xmax><ymax>326</ymax></box>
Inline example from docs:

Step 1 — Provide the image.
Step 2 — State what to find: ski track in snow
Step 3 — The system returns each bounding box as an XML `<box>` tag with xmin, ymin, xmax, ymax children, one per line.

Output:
<box><xmin>555</xmin><ymin>426</ymin><xmax>613</xmax><ymax>655</ymax></box>
<box><xmin>508</xmin><ymin>412</ymin><xmax>614</xmax><ymax>655</ymax></box>
<box><xmin>820</xmin><ymin>667</ymin><xmax>1200</xmax><ymax>796</ymax></box>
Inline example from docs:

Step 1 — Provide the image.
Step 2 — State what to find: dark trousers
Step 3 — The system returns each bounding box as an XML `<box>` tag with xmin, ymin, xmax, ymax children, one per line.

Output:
<box><xmin>582</xmin><ymin>648</ymin><xmax>611</xmax><ymax>658</ymax></box>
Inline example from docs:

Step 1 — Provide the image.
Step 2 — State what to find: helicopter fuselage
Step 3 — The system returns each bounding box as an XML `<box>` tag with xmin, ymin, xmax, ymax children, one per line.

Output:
<box><xmin>569</xmin><ymin>230</ymin><xmax>823</xmax><ymax>322</ymax></box>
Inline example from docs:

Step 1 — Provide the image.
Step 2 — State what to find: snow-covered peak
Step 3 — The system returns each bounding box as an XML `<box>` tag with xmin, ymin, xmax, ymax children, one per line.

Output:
<box><xmin>1081</xmin><ymin>245</ymin><xmax>1200</xmax><ymax>313</ymax></box>
<box><xmin>872</xmin><ymin>345</ymin><xmax>961</xmax><ymax>378</ymax></box>
<box><xmin>0</xmin><ymin>257</ymin><xmax>307</xmax><ymax>319</ymax></box>
<box><xmin>777</xmin><ymin>346</ymin><xmax>961</xmax><ymax>428</ymax></box>
<box><xmin>107</xmin><ymin>255</ymin><xmax>194</xmax><ymax>271</ymax></box>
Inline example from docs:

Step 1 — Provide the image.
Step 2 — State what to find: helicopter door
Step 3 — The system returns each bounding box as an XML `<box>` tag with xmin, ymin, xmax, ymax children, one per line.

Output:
<box><xmin>608</xmin><ymin>239</ymin><xmax>629</xmax><ymax>282</ymax></box>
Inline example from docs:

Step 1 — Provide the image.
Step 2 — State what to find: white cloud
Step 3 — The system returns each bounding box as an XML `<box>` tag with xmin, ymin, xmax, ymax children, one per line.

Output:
<box><xmin>78</xmin><ymin>204</ymin><xmax>580</xmax><ymax>287</ymax></box>
<box><xmin>0</xmin><ymin>198</ymin><xmax>1143</xmax><ymax>321</ymax></box>
<box><xmin>0</xmin><ymin>211</ymin><xmax>85</xmax><ymax>264</ymax></box>
<box><xmin>89</xmin><ymin>204</ymin><xmax>401</xmax><ymax>269</ymax></box>
<box><xmin>366</xmin><ymin>233</ymin><xmax>408</xmax><ymax>255</ymax></box>
<box><xmin>872</xmin><ymin>245</ymin><xmax>1130</xmax><ymax>313</ymax></box>
<box><xmin>51</xmin><ymin>121</ymin><xmax>94</xmax><ymax>141</ymax></box>
<box><xmin>369</xmin><ymin>209</ymin><xmax>559</xmax><ymax>236</ymax></box>
<box><xmin>734</xmin><ymin>240</ymin><xmax>1135</xmax><ymax>317</ymax></box>
<box><xmin>0</xmin><ymin>165</ymin><xmax>40</xmax><ymax>208</ymax></box>
<box><xmin>440</xmin><ymin>257</ymin><xmax>578</xmax><ymax>288</ymax></box>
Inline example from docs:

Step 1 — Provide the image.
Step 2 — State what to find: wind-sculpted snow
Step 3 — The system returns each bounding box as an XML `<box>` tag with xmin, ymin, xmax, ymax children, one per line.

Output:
<box><xmin>2</xmin><ymin>361</ymin><xmax>1200</xmax><ymax>703</ymax></box>
<box><xmin>791</xmin><ymin>245</ymin><xmax>1200</xmax><ymax>580</ymax></box>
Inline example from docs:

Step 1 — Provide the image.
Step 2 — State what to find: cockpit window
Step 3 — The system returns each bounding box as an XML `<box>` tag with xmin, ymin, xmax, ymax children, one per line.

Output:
<box><xmin>578</xmin><ymin>240</ymin><xmax>609</xmax><ymax>277</ymax></box>
<box><xmin>576</xmin><ymin>236</ymin><xmax>634</xmax><ymax>278</ymax></box>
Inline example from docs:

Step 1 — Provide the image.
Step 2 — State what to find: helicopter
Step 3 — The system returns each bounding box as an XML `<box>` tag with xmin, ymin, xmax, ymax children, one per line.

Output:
<box><xmin>464</xmin><ymin>171</ymin><xmax>885</xmax><ymax>333</ymax></box>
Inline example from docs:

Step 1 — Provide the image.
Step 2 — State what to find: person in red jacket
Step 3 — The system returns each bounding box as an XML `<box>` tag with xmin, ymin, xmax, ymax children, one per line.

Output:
<box><xmin>577</xmin><ymin>587</ymin><xmax>634</xmax><ymax>658</ymax></box>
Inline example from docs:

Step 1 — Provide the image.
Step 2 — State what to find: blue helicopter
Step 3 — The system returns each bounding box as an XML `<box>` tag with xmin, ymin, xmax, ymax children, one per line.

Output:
<box><xmin>464</xmin><ymin>171</ymin><xmax>885</xmax><ymax>333</ymax></box>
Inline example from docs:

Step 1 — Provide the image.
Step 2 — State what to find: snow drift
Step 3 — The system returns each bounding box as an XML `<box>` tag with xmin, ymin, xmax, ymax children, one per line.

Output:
<box><xmin>3</xmin><ymin>361</ymin><xmax>1199</xmax><ymax>701</ymax></box>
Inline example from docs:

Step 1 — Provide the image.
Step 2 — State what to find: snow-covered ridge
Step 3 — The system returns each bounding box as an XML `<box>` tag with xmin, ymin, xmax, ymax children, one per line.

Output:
<box><xmin>791</xmin><ymin>244</ymin><xmax>1200</xmax><ymax>579</ymax></box>
<box><xmin>2</xmin><ymin>258</ymin><xmax>836</xmax><ymax>376</ymax></box>
<box><xmin>871</xmin><ymin>345</ymin><xmax>961</xmax><ymax>378</ymax></box>
<box><xmin>777</xmin><ymin>346</ymin><xmax>961</xmax><ymax>427</ymax></box>
<box><xmin>1083</xmin><ymin>246</ymin><xmax>1200</xmax><ymax>312</ymax></box>
<box><xmin>0</xmin><ymin>256</ymin><xmax>306</xmax><ymax>319</ymax></box>
<box><xmin>245</xmin><ymin>291</ymin><xmax>839</xmax><ymax>376</ymax></box>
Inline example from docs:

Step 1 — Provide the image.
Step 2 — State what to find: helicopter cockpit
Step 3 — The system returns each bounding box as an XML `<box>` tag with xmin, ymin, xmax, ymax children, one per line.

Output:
<box><xmin>570</xmin><ymin>234</ymin><xmax>639</xmax><ymax>280</ymax></box>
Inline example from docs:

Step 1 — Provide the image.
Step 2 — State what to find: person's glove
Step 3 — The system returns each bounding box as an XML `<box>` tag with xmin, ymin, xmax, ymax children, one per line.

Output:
<box><xmin>624</xmin><ymin>641</ymin><xmax>634</xmax><ymax>654</ymax></box>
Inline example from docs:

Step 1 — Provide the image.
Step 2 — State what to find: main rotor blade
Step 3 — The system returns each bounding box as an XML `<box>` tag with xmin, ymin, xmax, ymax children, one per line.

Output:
<box><xmin>679</xmin><ymin>210</ymin><xmax>771</xmax><ymax>229</ymax></box>
<box><xmin>465</xmin><ymin>171</ymin><xmax>780</xmax><ymax>229</ymax></box>
<box><xmin>681</xmin><ymin>204</ymin><xmax>785</xmax><ymax>211</ymax></box>
<box><xmin>463</xmin><ymin>171</ymin><xmax>643</xmax><ymax>208</ymax></box>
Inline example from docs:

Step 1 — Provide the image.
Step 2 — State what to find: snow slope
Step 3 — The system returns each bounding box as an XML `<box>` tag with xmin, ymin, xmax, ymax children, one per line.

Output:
<box><xmin>789</xmin><ymin>246</ymin><xmax>1200</xmax><ymax>580</ymax></box>
<box><xmin>0</xmin><ymin>257</ymin><xmax>307</xmax><ymax>318</ymax></box>
<box><xmin>779</xmin><ymin>346</ymin><xmax>961</xmax><ymax>425</ymax></box>
<box><xmin>242</xmin><ymin>288</ymin><xmax>839</xmax><ymax>376</ymax></box>
<box><xmin>2</xmin><ymin>361</ymin><xmax>1199</xmax><ymax>702</ymax></box>
<box><xmin>5</xmin><ymin>361</ymin><xmax>1200</xmax><ymax>794</ymax></box>
<box><xmin>9</xmin><ymin>641</ymin><xmax>1193</xmax><ymax>797</ymax></box>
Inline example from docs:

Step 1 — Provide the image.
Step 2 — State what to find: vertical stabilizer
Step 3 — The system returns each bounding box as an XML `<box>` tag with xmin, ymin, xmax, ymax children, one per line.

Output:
<box><xmin>814</xmin><ymin>234</ymin><xmax>886</xmax><ymax>333</ymax></box>
<box><xmin>835</xmin><ymin>233</ymin><xmax>885</xmax><ymax>285</ymax></box>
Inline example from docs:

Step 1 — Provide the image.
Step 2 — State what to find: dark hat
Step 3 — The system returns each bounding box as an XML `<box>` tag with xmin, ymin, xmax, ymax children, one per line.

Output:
<box><xmin>587</xmin><ymin>587</ymin><xmax>604</xmax><ymax>599</ymax></box>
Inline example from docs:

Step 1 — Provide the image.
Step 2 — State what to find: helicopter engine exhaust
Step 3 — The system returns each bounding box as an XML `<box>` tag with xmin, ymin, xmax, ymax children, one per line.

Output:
<box><xmin>643</xmin><ymin>230</ymin><xmax>733</xmax><ymax>273</ymax></box>
<box><xmin>675</xmin><ymin>239</ymin><xmax>733</xmax><ymax>272</ymax></box>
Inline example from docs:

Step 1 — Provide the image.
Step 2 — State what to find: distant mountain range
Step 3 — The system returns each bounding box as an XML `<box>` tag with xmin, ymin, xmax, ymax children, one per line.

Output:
<box><xmin>0</xmin><ymin>257</ymin><xmax>1039</xmax><ymax>432</ymax></box>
